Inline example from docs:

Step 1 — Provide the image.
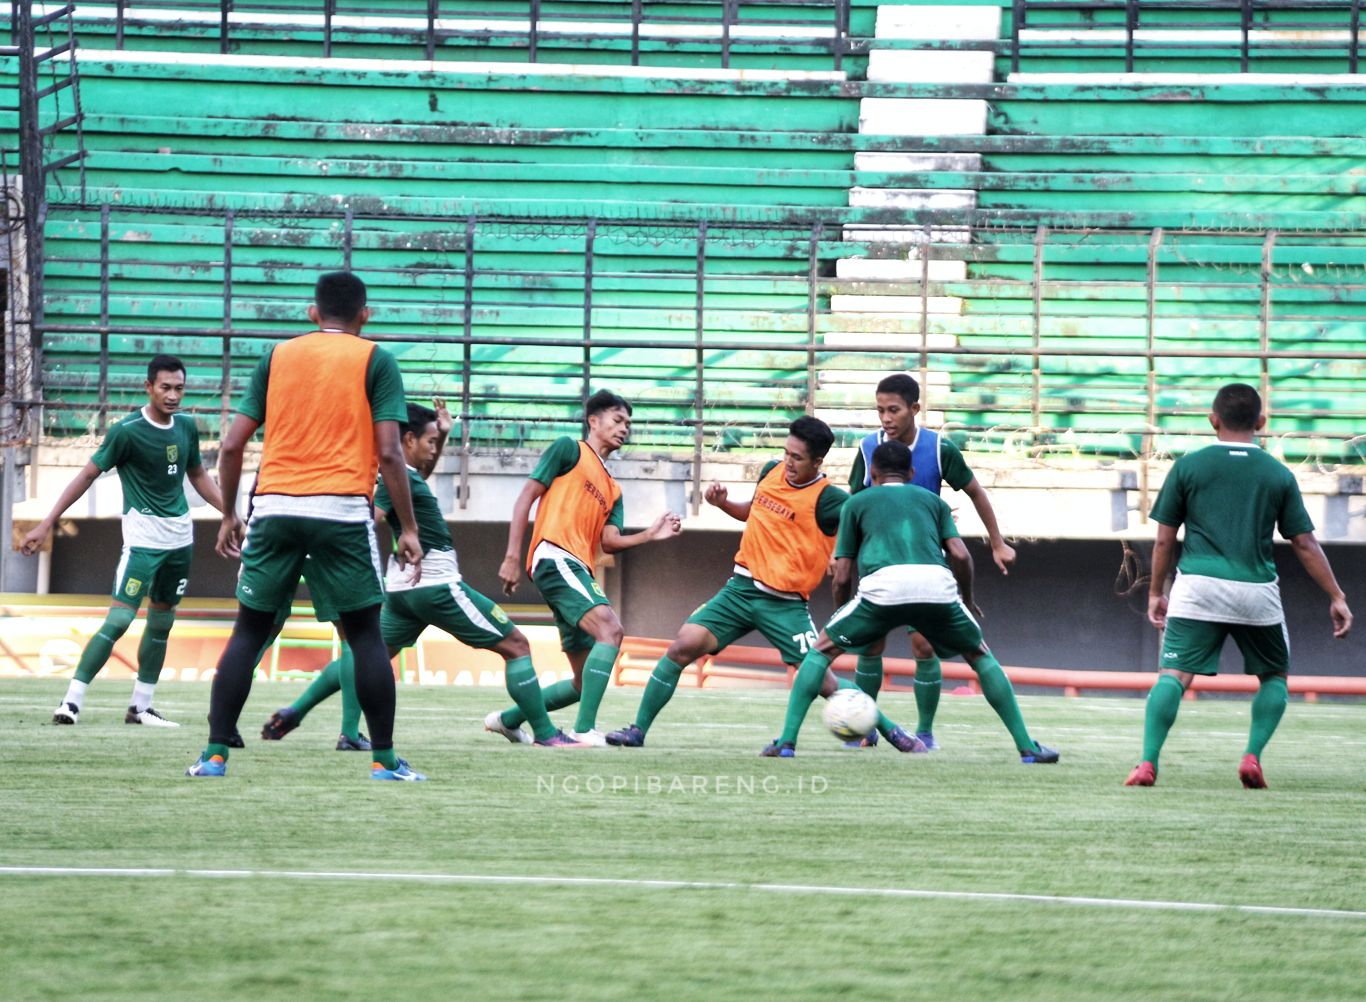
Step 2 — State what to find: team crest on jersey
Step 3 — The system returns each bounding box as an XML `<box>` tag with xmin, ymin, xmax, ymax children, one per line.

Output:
<box><xmin>165</xmin><ymin>444</ymin><xmax>178</xmax><ymax>464</ymax></box>
<box><xmin>124</xmin><ymin>578</ymin><xmax>143</xmax><ymax>597</ymax></box>
<box><xmin>491</xmin><ymin>605</ymin><xmax>510</xmax><ymax>625</ymax></box>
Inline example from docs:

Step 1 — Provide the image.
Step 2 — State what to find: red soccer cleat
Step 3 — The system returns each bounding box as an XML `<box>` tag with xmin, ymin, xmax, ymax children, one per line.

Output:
<box><xmin>1238</xmin><ymin>753</ymin><xmax>1267</xmax><ymax>789</ymax></box>
<box><xmin>1124</xmin><ymin>761</ymin><xmax>1157</xmax><ymax>787</ymax></box>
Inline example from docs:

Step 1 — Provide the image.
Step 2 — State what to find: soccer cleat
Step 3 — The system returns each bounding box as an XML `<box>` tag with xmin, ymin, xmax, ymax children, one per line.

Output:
<box><xmin>570</xmin><ymin>729</ymin><xmax>608</xmax><ymax>747</ymax></box>
<box><xmin>760</xmin><ymin>740</ymin><xmax>795</xmax><ymax>758</ymax></box>
<box><xmin>534</xmin><ymin>730</ymin><xmax>588</xmax><ymax>748</ymax></box>
<box><xmin>125</xmin><ymin>706</ymin><xmax>179</xmax><ymax>727</ymax></box>
<box><xmin>605</xmin><ymin>724</ymin><xmax>645</xmax><ymax>747</ymax></box>
<box><xmin>52</xmin><ymin>702</ymin><xmax>79</xmax><ymax>725</ymax></box>
<box><xmin>185</xmin><ymin>754</ymin><xmax>227</xmax><ymax>778</ymax></box>
<box><xmin>336</xmin><ymin>732</ymin><xmax>372</xmax><ymax>752</ymax></box>
<box><xmin>483</xmin><ymin>710</ymin><xmax>531</xmax><ymax>745</ymax></box>
<box><xmin>1020</xmin><ymin>740</ymin><xmax>1060</xmax><ymax>764</ymax></box>
<box><xmin>1125</xmin><ymin>761</ymin><xmax>1157</xmax><ymax>787</ymax></box>
<box><xmin>1238</xmin><ymin>753</ymin><xmax>1267</xmax><ymax>789</ymax></box>
<box><xmin>260</xmin><ymin>706</ymin><xmax>301</xmax><ymax>741</ymax></box>
<box><xmin>842</xmin><ymin>729</ymin><xmax>879</xmax><ymax>749</ymax></box>
<box><xmin>915</xmin><ymin>731</ymin><xmax>940</xmax><ymax>751</ymax></box>
<box><xmin>227</xmin><ymin>729</ymin><xmax>246</xmax><ymax>749</ymax></box>
<box><xmin>886</xmin><ymin>726</ymin><xmax>929</xmax><ymax>754</ymax></box>
<box><xmin>370</xmin><ymin>758</ymin><xmax>427</xmax><ymax>781</ymax></box>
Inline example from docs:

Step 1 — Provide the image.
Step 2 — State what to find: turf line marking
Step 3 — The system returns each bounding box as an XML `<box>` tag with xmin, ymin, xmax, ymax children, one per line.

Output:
<box><xmin>1</xmin><ymin>866</ymin><xmax>1362</xmax><ymax>920</ymax></box>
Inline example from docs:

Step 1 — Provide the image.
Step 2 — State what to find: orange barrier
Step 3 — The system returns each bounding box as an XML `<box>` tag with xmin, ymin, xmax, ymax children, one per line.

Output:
<box><xmin>616</xmin><ymin>636</ymin><xmax>1366</xmax><ymax>703</ymax></box>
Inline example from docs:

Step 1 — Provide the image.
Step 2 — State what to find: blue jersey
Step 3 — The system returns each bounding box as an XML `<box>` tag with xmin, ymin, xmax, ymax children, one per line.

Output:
<box><xmin>859</xmin><ymin>428</ymin><xmax>943</xmax><ymax>494</ymax></box>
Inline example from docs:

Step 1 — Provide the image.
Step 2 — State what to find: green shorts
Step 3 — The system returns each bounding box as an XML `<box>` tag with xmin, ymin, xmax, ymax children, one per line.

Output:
<box><xmin>111</xmin><ymin>545</ymin><xmax>193</xmax><ymax>608</ymax></box>
<box><xmin>531</xmin><ymin>553</ymin><xmax>610</xmax><ymax>653</ymax></box>
<box><xmin>825</xmin><ymin>597</ymin><xmax>985</xmax><ymax>658</ymax></box>
<box><xmin>382</xmin><ymin>582</ymin><xmax>516</xmax><ymax>651</ymax></box>
<box><xmin>687</xmin><ymin>575</ymin><xmax>817</xmax><ymax>666</ymax></box>
<box><xmin>1160</xmin><ymin>616</ymin><xmax>1290</xmax><ymax>677</ymax></box>
<box><xmin>271</xmin><ymin>559</ymin><xmax>338</xmax><ymax>627</ymax></box>
<box><xmin>237</xmin><ymin>515</ymin><xmax>383</xmax><ymax>619</ymax></box>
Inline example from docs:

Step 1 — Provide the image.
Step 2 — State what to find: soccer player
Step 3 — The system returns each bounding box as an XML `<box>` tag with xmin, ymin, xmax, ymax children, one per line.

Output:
<box><xmin>604</xmin><ymin>416</ymin><xmax>924</xmax><ymax>752</ymax></box>
<box><xmin>488</xmin><ymin>389</ymin><xmax>682</xmax><ymax>745</ymax></box>
<box><xmin>21</xmin><ymin>354</ymin><xmax>224</xmax><ymax>727</ymax></box>
<box><xmin>1126</xmin><ymin>383</ymin><xmax>1352</xmax><ymax>789</ymax></box>
<box><xmin>762</xmin><ymin>440</ymin><xmax>1057</xmax><ymax>762</ymax></box>
<box><xmin>846</xmin><ymin>372</ymin><xmax>1016</xmax><ymax>750</ymax></box>
<box><xmin>186</xmin><ymin>270</ymin><xmax>427</xmax><ymax>780</ymax></box>
<box><xmin>266</xmin><ymin>402</ymin><xmax>581</xmax><ymax>748</ymax></box>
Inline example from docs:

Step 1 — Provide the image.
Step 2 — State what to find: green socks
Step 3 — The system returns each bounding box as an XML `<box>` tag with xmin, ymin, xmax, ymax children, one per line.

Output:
<box><xmin>373</xmin><ymin>747</ymin><xmax>400</xmax><ymax>770</ymax></box>
<box><xmin>1141</xmin><ymin>673</ymin><xmax>1186</xmax><ymax>769</ymax></box>
<box><xmin>501</xmin><ymin>677</ymin><xmax>580</xmax><ymax>729</ymax></box>
<box><xmin>339</xmin><ymin>647</ymin><xmax>362</xmax><ymax>740</ymax></box>
<box><xmin>504</xmin><ymin>656</ymin><xmax>557</xmax><ymax>742</ymax></box>
<box><xmin>1246</xmin><ymin>674</ymin><xmax>1288</xmax><ymax>758</ymax></box>
<box><xmin>74</xmin><ymin>605</ymin><xmax>137</xmax><ymax>684</ymax></box>
<box><xmin>634</xmin><ymin>656</ymin><xmax>685</xmax><ymax>734</ymax></box>
<box><xmin>205</xmin><ymin>741</ymin><xmax>231</xmax><ymax>761</ymax></box>
<box><xmin>913</xmin><ymin>656</ymin><xmax>942</xmax><ymax>735</ymax></box>
<box><xmin>136</xmin><ymin>607</ymin><xmax>176</xmax><ymax>685</ymax></box>
<box><xmin>573</xmin><ymin>642</ymin><xmax>620</xmax><ymax>733</ymax></box>
<box><xmin>854</xmin><ymin>655</ymin><xmax>883</xmax><ymax>699</ymax></box>
<box><xmin>973</xmin><ymin>653</ymin><xmax>1035</xmax><ymax>753</ymax></box>
<box><xmin>293</xmin><ymin>657</ymin><xmax>344</xmax><ymax>718</ymax></box>
<box><xmin>779</xmin><ymin>650</ymin><xmax>831</xmax><ymax>746</ymax></box>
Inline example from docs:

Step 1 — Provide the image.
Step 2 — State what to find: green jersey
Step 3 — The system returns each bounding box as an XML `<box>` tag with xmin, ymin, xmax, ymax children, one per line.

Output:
<box><xmin>835</xmin><ymin>484</ymin><xmax>962</xmax><ymax>605</ymax></box>
<box><xmin>375</xmin><ymin>466</ymin><xmax>459</xmax><ymax>590</ymax></box>
<box><xmin>91</xmin><ymin>408</ymin><xmax>202</xmax><ymax>549</ymax></box>
<box><xmin>1150</xmin><ymin>442</ymin><xmax>1313</xmax><ymax>585</ymax></box>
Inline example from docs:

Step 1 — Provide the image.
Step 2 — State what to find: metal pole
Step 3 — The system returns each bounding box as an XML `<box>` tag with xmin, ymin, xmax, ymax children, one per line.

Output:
<box><xmin>1031</xmin><ymin>224</ymin><xmax>1046</xmax><ymax>434</ymax></box>
<box><xmin>1125</xmin><ymin>0</ymin><xmax>1137</xmax><ymax>73</ymax></box>
<box><xmin>458</xmin><ymin>215</ymin><xmax>475</xmax><ymax>510</ymax></box>
<box><xmin>804</xmin><ymin>223</ymin><xmax>821</xmax><ymax>417</ymax></box>
<box><xmin>1010</xmin><ymin>0</ymin><xmax>1024</xmax><ymax>74</ymax></box>
<box><xmin>630</xmin><ymin>0</ymin><xmax>641</xmax><ymax>66</ymax></box>
<box><xmin>1140</xmin><ymin>227</ymin><xmax>1163</xmax><ymax>522</ymax></box>
<box><xmin>426</xmin><ymin>0</ymin><xmax>437</xmax><ymax>60</ymax></box>
<box><xmin>691</xmin><ymin>221</ymin><xmax>707</xmax><ymax>514</ymax></box>
<box><xmin>582</xmin><ymin>220</ymin><xmax>596</xmax><ymax>406</ymax></box>
<box><xmin>919</xmin><ymin>223</ymin><xmax>931</xmax><ymax>395</ymax></box>
<box><xmin>342</xmin><ymin>207</ymin><xmax>353</xmax><ymax>271</ymax></box>
<box><xmin>220</xmin><ymin>0</ymin><xmax>231</xmax><ymax>55</ymax></box>
<box><xmin>1240</xmin><ymin>0</ymin><xmax>1251</xmax><ymax>72</ymax></box>
<box><xmin>324</xmin><ymin>0</ymin><xmax>334</xmax><ymax>57</ymax></box>
<box><xmin>1351</xmin><ymin>0</ymin><xmax>1361</xmax><ymax>73</ymax></box>
<box><xmin>529</xmin><ymin>0</ymin><xmax>539</xmax><ymax>63</ymax></box>
<box><xmin>220</xmin><ymin>210</ymin><xmax>234</xmax><ymax>439</ymax></box>
<box><xmin>720</xmin><ymin>0</ymin><xmax>734</xmax><ymax>69</ymax></box>
<box><xmin>1260</xmin><ymin>231</ymin><xmax>1277</xmax><ymax>421</ymax></box>
<box><xmin>98</xmin><ymin>203</ymin><xmax>110</xmax><ymax>433</ymax></box>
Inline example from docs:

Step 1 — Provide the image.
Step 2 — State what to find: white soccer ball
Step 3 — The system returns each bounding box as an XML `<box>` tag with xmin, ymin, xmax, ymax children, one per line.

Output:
<box><xmin>823</xmin><ymin>688</ymin><xmax>879</xmax><ymax>741</ymax></box>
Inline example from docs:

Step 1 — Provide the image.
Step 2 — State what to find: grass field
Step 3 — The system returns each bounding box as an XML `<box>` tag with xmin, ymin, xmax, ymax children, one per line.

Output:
<box><xmin>2</xmin><ymin>678</ymin><xmax>1364</xmax><ymax>1001</ymax></box>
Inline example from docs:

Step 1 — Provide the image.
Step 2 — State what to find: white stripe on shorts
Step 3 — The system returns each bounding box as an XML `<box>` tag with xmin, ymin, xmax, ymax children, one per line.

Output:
<box><xmin>449</xmin><ymin>584</ymin><xmax>502</xmax><ymax>639</ymax></box>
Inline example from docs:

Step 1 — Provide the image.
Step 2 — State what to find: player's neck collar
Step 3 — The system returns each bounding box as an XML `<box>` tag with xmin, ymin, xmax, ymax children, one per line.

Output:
<box><xmin>785</xmin><ymin>471</ymin><xmax>825</xmax><ymax>489</ymax></box>
<box><xmin>140</xmin><ymin>404</ymin><xmax>174</xmax><ymax>429</ymax></box>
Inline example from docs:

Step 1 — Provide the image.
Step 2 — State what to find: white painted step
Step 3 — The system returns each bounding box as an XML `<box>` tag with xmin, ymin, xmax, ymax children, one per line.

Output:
<box><xmin>868</xmin><ymin>50</ymin><xmax>995</xmax><ymax>84</ymax></box>
<box><xmin>854</xmin><ymin>152</ymin><xmax>983</xmax><ymax>173</ymax></box>
<box><xmin>831</xmin><ymin>295</ymin><xmax>964</xmax><ymax>313</ymax></box>
<box><xmin>836</xmin><ymin>258</ymin><xmax>968</xmax><ymax>282</ymax></box>
<box><xmin>875</xmin><ymin>5</ymin><xmax>1002</xmax><ymax>40</ymax></box>
<box><xmin>860</xmin><ymin>98</ymin><xmax>989</xmax><ymax>135</ymax></box>
<box><xmin>849</xmin><ymin>187</ymin><xmax>978</xmax><ymax>211</ymax></box>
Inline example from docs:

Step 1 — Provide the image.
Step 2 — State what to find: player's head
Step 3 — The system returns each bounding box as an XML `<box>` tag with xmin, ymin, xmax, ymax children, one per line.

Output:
<box><xmin>400</xmin><ymin>403</ymin><xmax>440</xmax><ymax>467</ymax></box>
<box><xmin>784</xmin><ymin>416</ymin><xmax>834</xmax><ymax>482</ymax></box>
<box><xmin>310</xmin><ymin>271</ymin><xmax>370</xmax><ymax>331</ymax></box>
<box><xmin>1210</xmin><ymin>383</ymin><xmax>1266</xmax><ymax>434</ymax></box>
<box><xmin>144</xmin><ymin>354</ymin><xmax>186</xmax><ymax>417</ymax></box>
<box><xmin>584</xmin><ymin>389</ymin><xmax>632</xmax><ymax>453</ymax></box>
<box><xmin>875</xmin><ymin>373</ymin><xmax>921</xmax><ymax>442</ymax></box>
<box><xmin>870</xmin><ymin>439</ymin><xmax>913</xmax><ymax>485</ymax></box>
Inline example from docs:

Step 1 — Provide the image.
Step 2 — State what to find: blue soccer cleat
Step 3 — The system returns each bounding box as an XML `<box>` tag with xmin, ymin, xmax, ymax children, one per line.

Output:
<box><xmin>887</xmin><ymin>726</ymin><xmax>929</xmax><ymax>754</ymax></box>
<box><xmin>605</xmin><ymin>724</ymin><xmax>645</xmax><ymax>747</ymax></box>
<box><xmin>760</xmin><ymin>740</ymin><xmax>795</xmax><ymax>758</ymax></box>
<box><xmin>915</xmin><ymin>731</ymin><xmax>940</xmax><ymax>751</ymax></box>
<box><xmin>370</xmin><ymin>758</ymin><xmax>427</xmax><ymax>781</ymax></box>
<box><xmin>185</xmin><ymin>754</ymin><xmax>227</xmax><ymax>777</ymax></box>
<box><xmin>1020</xmin><ymin>740</ymin><xmax>1060</xmax><ymax>764</ymax></box>
<box><xmin>842</xmin><ymin>729</ymin><xmax>879</xmax><ymax>749</ymax></box>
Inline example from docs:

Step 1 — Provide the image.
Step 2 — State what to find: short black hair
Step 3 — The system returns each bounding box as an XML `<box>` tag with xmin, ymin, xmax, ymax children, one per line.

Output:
<box><xmin>401</xmin><ymin>403</ymin><xmax>437</xmax><ymax>438</ymax></box>
<box><xmin>871</xmin><ymin>440</ymin><xmax>912</xmax><ymax>478</ymax></box>
<box><xmin>876</xmin><ymin>372</ymin><xmax>920</xmax><ymax>408</ymax></box>
<box><xmin>787</xmin><ymin>415</ymin><xmax>834</xmax><ymax>460</ymax></box>
<box><xmin>146</xmin><ymin>354</ymin><xmax>185</xmax><ymax>383</ymax></box>
<box><xmin>1213</xmin><ymin>383</ymin><xmax>1262</xmax><ymax>432</ymax></box>
<box><xmin>585</xmin><ymin>389</ymin><xmax>632</xmax><ymax>420</ymax></box>
<box><xmin>315</xmin><ymin>271</ymin><xmax>367</xmax><ymax>323</ymax></box>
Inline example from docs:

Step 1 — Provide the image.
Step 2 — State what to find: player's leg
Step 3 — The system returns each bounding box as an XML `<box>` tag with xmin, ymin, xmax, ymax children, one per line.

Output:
<box><xmin>608</xmin><ymin>621</ymin><xmax>719</xmax><ymax>746</ymax></box>
<box><xmin>126</xmin><ymin>545</ymin><xmax>194</xmax><ymax>726</ymax></box>
<box><xmin>908</xmin><ymin>629</ymin><xmax>943</xmax><ymax>748</ymax></box>
<box><xmin>54</xmin><ymin>546</ymin><xmax>151</xmax><ymax>722</ymax></box>
<box><xmin>1233</xmin><ymin>622</ymin><xmax>1292</xmax><ymax>789</ymax></box>
<box><xmin>571</xmin><ymin>603</ymin><xmax>625</xmax><ymax>738</ymax></box>
<box><xmin>1126</xmin><ymin>616</ymin><xmax>1223</xmax><ymax>785</ymax></box>
<box><xmin>853</xmin><ymin>635</ymin><xmax>885</xmax><ymax>700</ymax></box>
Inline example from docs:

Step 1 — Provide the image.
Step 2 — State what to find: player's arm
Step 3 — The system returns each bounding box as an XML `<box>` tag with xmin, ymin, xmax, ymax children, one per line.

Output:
<box><xmin>1289</xmin><ymin>532</ymin><xmax>1352</xmax><ymax>638</ymax></box>
<box><xmin>1147</xmin><ymin>522</ymin><xmax>1179</xmax><ymax>629</ymax></box>
<box><xmin>848</xmin><ymin>450</ymin><xmax>866</xmax><ymax>494</ymax></box>
<box><xmin>186</xmin><ymin>463</ymin><xmax>226</xmax><ymax>515</ymax></box>
<box><xmin>499</xmin><ymin>477</ymin><xmax>548</xmax><ymax>595</ymax></box>
<box><xmin>961</xmin><ymin>478</ymin><xmax>1015</xmax><ymax>575</ymax></box>
<box><xmin>19</xmin><ymin>462</ymin><xmax>103</xmax><ymax>555</ymax></box>
<box><xmin>375</xmin><ymin>419</ymin><xmax>422</xmax><ymax>583</ymax></box>
<box><xmin>944</xmin><ymin>536</ymin><xmax>979</xmax><ymax>618</ymax></box>
<box><xmin>601</xmin><ymin>502</ymin><xmax>682</xmax><ymax>554</ymax></box>
<box><xmin>214</xmin><ymin>413</ymin><xmax>260</xmax><ymax>558</ymax></box>
<box><xmin>424</xmin><ymin>396</ymin><xmax>452</xmax><ymax>479</ymax></box>
<box><xmin>832</xmin><ymin>557</ymin><xmax>856</xmax><ymax>608</ymax></box>
<box><xmin>703</xmin><ymin>481</ymin><xmax>751</xmax><ymax>521</ymax></box>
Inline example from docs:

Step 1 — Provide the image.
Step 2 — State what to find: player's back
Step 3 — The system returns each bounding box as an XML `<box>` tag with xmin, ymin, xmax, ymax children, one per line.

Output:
<box><xmin>844</xmin><ymin>484</ymin><xmax>954</xmax><ymax>576</ymax></box>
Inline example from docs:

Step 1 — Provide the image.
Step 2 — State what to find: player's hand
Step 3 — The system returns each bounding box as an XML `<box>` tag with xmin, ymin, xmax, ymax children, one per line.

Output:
<box><xmin>1330</xmin><ymin>596</ymin><xmax>1352</xmax><ymax>639</ymax></box>
<box><xmin>1148</xmin><ymin>593</ymin><xmax>1168</xmax><ymax>629</ymax></box>
<box><xmin>499</xmin><ymin>554</ymin><xmax>522</xmax><ymax>596</ymax></box>
<box><xmin>648</xmin><ymin>511</ymin><xmax>683</xmax><ymax>541</ymax></box>
<box><xmin>216</xmin><ymin>514</ymin><xmax>245</xmax><ymax>559</ymax></box>
<box><xmin>433</xmin><ymin>396</ymin><xmax>453</xmax><ymax>435</ymax></box>
<box><xmin>703</xmin><ymin>482</ymin><xmax>728</xmax><ymax>508</ymax></box>
<box><xmin>967</xmin><ymin>601</ymin><xmax>984</xmax><ymax>620</ymax></box>
<box><xmin>395</xmin><ymin>529</ymin><xmax>423</xmax><ymax>585</ymax></box>
<box><xmin>991</xmin><ymin>540</ymin><xmax>1017</xmax><ymax>575</ymax></box>
<box><xmin>19</xmin><ymin>521</ymin><xmax>51</xmax><ymax>556</ymax></box>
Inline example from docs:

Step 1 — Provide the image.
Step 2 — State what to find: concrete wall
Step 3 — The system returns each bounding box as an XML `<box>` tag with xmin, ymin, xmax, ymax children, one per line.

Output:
<box><xmin>43</xmin><ymin>520</ymin><xmax>1365</xmax><ymax>676</ymax></box>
